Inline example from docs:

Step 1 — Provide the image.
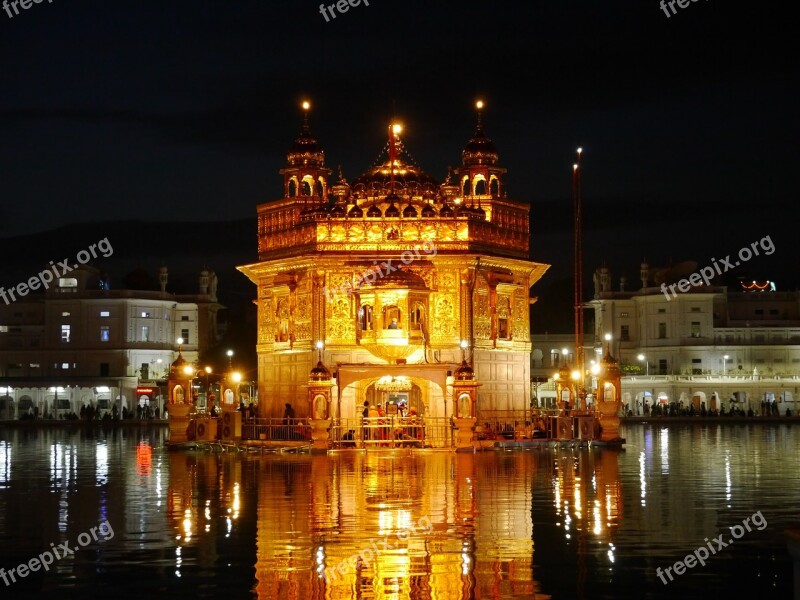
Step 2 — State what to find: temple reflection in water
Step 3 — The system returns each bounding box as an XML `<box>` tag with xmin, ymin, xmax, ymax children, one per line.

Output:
<box><xmin>166</xmin><ymin>449</ymin><xmax>622</xmax><ymax>599</ymax></box>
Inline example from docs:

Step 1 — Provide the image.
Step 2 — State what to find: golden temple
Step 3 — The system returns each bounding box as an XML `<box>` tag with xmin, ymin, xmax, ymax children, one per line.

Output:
<box><xmin>238</xmin><ymin>101</ymin><xmax>550</xmax><ymax>434</ymax></box>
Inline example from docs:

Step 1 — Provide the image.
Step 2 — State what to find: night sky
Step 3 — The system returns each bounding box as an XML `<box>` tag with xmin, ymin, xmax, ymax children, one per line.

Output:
<box><xmin>1</xmin><ymin>0</ymin><xmax>797</xmax><ymax>329</ymax></box>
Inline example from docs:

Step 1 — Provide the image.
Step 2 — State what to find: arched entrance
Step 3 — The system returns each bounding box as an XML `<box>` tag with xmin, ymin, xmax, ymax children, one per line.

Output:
<box><xmin>334</xmin><ymin>363</ymin><xmax>456</xmax><ymax>448</ymax></box>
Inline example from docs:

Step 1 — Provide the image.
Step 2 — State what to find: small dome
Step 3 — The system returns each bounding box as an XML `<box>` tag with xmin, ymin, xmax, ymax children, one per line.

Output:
<box><xmin>462</xmin><ymin>127</ymin><xmax>499</xmax><ymax>166</ymax></box>
<box><xmin>421</xmin><ymin>203</ymin><xmax>437</xmax><ymax>217</ymax></box>
<box><xmin>378</xmin><ymin>268</ymin><xmax>428</xmax><ymax>289</ymax></box>
<box><xmin>287</xmin><ymin>126</ymin><xmax>325</xmax><ymax>168</ymax></box>
<box><xmin>348</xmin><ymin>203</ymin><xmax>364</xmax><ymax>218</ymax></box>
<box><xmin>402</xmin><ymin>203</ymin><xmax>418</xmax><ymax>218</ymax></box>
<box><xmin>454</xmin><ymin>360</ymin><xmax>475</xmax><ymax>381</ymax></box>
<box><xmin>367</xmin><ymin>204</ymin><xmax>383</xmax><ymax>218</ymax></box>
<box><xmin>384</xmin><ymin>202</ymin><xmax>400</xmax><ymax>218</ymax></box>
<box><xmin>310</xmin><ymin>361</ymin><xmax>332</xmax><ymax>381</ymax></box>
<box><xmin>439</xmin><ymin>203</ymin><xmax>454</xmax><ymax>217</ymax></box>
<box><xmin>330</xmin><ymin>203</ymin><xmax>346</xmax><ymax>217</ymax></box>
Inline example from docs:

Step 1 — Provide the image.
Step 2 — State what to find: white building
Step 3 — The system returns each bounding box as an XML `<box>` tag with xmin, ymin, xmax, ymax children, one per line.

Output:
<box><xmin>0</xmin><ymin>265</ymin><xmax>223</xmax><ymax>419</ymax></box>
<box><xmin>583</xmin><ymin>263</ymin><xmax>800</xmax><ymax>414</ymax></box>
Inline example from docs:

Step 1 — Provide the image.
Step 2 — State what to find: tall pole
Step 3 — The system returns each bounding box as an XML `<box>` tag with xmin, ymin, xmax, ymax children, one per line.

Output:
<box><xmin>573</xmin><ymin>148</ymin><xmax>585</xmax><ymax>386</ymax></box>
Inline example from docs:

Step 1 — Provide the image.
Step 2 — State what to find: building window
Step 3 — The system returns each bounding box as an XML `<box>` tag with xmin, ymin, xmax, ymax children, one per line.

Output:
<box><xmin>100</xmin><ymin>326</ymin><xmax>110</xmax><ymax>342</ymax></box>
<box><xmin>755</xmin><ymin>358</ymin><xmax>766</xmax><ymax>364</ymax></box>
<box><xmin>359</xmin><ymin>305</ymin><xmax>373</xmax><ymax>331</ymax></box>
<box><xmin>61</xmin><ymin>324</ymin><xmax>71</xmax><ymax>342</ymax></box>
<box><xmin>100</xmin><ymin>363</ymin><xmax>109</xmax><ymax>377</ymax></box>
<box><xmin>754</xmin><ymin>309</ymin><xmax>764</xmax><ymax>316</ymax></box>
<box><xmin>410</xmin><ymin>303</ymin><xmax>425</xmax><ymax>331</ymax></box>
<box><xmin>551</xmin><ymin>351</ymin><xmax>560</xmax><ymax>366</ymax></box>
<box><xmin>140</xmin><ymin>363</ymin><xmax>149</xmax><ymax>380</ymax></box>
<box><xmin>658</xmin><ymin>359</ymin><xmax>668</xmax><ymax>375</ymax></box>
<box><xmin>0</xmin><ymin>326</ymin><xmax>7</xmax><ymax>333</ymax></box>
<box><xmin>59</xmin><ymin>278</ymin><xmax>77</xmax><ymax>288</ymax></box>
<box><xmin>620</xmin><ymin>325</ymin><xmax>630</xmax><ymax>341</ymax></box>
<box><xmin>181</xmin><ymin>315</ymin><xmax>189</xmax><ymax>321</ymax></box>
<box><xmin>62</xmin><ymin>311</ymin><xmax>71</xmax><ymax>317</ymax></box>
<box><xmin>29</xmin><ymin>363</ymin><xmax>40</xmax><ymax>368</ymax></box>
<box><xmin>657</xmin><ymin>308</ymin><xmax>666</xmax><ymax>314</ymax></box>
<box><xmin>620</xmin><ymin>312</ymin><xmax>629</xmax><ymax>317</ymax></box>
<box><xmin>141</xmin><ymin>311</ymin><xmax>151</xmax><ymax>318</ymax></box>
<box><xmin>658</xmin><ymin>322</ymin><xmax>667</xmax><ymax>339</ymax></box>
<box><xmin>769</xmin><ymin>309</ymin><xmax>779</xmax><ymax>315</ymax></box>
<box><xmin>691</xmin><ymin>322</ymin><xmax>701</xmax><ymax>338</ymax></box>
<box><xmin>692</xmin><ymin>358</ymin><xmax>702</xmax><ymax>374</ymax></box>
<box><xmin>181</xmin><ymin>329</ymin><xmax>189</xmax><ymax>343</ymax></box>
<box><xmin>100</xmin><ymin>310</ymin><xmax>110</xmax><ymax>317</ymax></box>
<box><xmin>690</xmin><ymin>307</ymin><xmax>701</xmax><ymax>312</ymax></box>
<box><xmin>61</xmin><ymin>362</ymin><xmax>70</xmax><ymax>370</ymax></box>
<box><xmin>141</xmin><ymin>326</ymin><xmax>150</xmax><ymax>342</ymax></box>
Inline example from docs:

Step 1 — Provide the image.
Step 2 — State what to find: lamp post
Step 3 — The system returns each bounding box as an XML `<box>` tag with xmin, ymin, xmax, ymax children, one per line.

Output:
<box><xmin>637</xmin><ymin>353</ymin><xmax>649</xmax><ymax>376</ymax></box>
<box><xmin>723</xmin><ymin>355</ymin><xmax>729</xmax><ymax>377</ymax></box>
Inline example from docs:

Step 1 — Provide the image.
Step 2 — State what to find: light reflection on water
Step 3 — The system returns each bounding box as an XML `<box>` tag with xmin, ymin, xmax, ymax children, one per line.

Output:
<box><xmin>0</xmin><ymin>423</ymin><xmax>796</xmax><ymax>599</ymax></box>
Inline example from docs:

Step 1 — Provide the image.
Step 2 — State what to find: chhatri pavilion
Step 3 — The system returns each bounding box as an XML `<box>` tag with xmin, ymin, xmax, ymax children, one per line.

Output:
<box><xmin>238</xmin><ymin>101</ymin><xmax>549</xmax><ymax>438</ymax></box>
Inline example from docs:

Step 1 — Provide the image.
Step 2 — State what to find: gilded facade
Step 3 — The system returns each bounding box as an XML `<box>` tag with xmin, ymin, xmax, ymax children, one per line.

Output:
<box><xmin>238</xmin><ymin>103</ymin><xmax>549</xmax><ymax>421</ymax></box>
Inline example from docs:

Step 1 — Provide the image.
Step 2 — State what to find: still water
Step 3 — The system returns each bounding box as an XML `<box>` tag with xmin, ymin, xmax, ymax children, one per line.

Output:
<box><xmin>0</xmin><ymin>423</ymin><xmax>796</xmax><ymax>599</ymax></box>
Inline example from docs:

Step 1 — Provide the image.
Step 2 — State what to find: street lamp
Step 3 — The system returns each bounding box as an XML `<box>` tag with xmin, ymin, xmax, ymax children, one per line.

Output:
<box><xmin>637</xmin><ymin>353</ymin><xmax>649</xmax><ymax>376</ymax></box>
<box><xmin>723</xmin><ymin>355</ymin><xmax>729</xmax><ymax>377</ymax></box>
<box><xmin>316</xmin><ymin>340</ymin><xmax>324</xmax><ymax>362</ymax></box>
<box><xmin>226</xmin><ymin>349</ymin><xmax>233</xmax><ymax>369</ymax></box>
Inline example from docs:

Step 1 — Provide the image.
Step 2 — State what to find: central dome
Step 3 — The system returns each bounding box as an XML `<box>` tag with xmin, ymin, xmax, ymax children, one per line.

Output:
<box><xmin>352</xmin><ymin>138</ymin><xmax>439</xmax><ymax>191</ymax></box>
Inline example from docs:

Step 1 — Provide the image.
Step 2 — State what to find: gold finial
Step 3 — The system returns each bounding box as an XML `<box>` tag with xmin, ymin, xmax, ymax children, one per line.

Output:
<box><xmin>475</xmin><ymin>99</ymin><xmax>485</xmax><ymax>128</ymax></box>
<box><xmin>301</xmin><ymin>100</ymin><xmax>311</xmax><ymax>130</ymax></box>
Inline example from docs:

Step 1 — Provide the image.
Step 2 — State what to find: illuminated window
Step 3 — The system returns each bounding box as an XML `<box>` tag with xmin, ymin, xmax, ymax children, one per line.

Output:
<box><xmin>141</xmin><ymin>326</ymin><xmax>150</xmax><ymax>342</ymax></box>
<box><xmin>100</xmin><ymin>310</ymin><xmax>110</xmax><ymax>317</ymax></box>
<box><xmin>61</xmin><ymin>324</ymin><xmax>71</xmax><ymax>342</ymax></box>
<box><xmin>59</xmin><ymin>278</ymin><xmax>77</xmax><ymax>288</ymax></box>
<box><xmin>620</xmin><ymin>325</ymin><xmax>630</xmax><ymax>341</ymax></box>
<box><xmin>62</xmin><ymin>311</ymin><xmax>71</xmax><ymax>317</ymax></box>
<box><xmin>100</xmin><ymin>326</ymin><xmax>110</xmax><ymax>342</ymax></box>
<box><xmin>359</xmin><ymin>305</ymin><xmax>373</xmax><ymax>331</ymax></box>
<box><xmin>141</xmin><ymin>311</ymin><xmax>151</xmax><ymax>318</ymax></box>
<box><xmin>181</xmin><ymin>329</ymin><xmax>189</xmax><ymax>343</ymax></box>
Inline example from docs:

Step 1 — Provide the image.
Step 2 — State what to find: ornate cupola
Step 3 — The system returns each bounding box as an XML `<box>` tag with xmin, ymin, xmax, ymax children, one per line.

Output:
<box><xmin>279</xmin><ymin>101</ymin><xmax>332</xmax><ymax>204</ymax></box>
<box><xmin>455</xmin><ymin>100</ymin><xmax>507</xmax><ymax>202</ymax></box>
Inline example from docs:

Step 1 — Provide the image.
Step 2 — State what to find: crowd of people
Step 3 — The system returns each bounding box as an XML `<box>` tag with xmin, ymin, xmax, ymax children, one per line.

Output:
<box><xmin>625</xmin><ymin>401</ymin><xmax>793</xmax><ymax>417</ymax></box>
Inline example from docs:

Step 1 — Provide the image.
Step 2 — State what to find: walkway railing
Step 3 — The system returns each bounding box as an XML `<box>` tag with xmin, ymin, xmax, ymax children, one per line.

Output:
<box><xmin>241</xmin><ymin>418</ymin><xmax>311</xmax><ymax>442</ymax></box>
<box><xmin>329</xmin><ymin>416</ymin><xmax>454</xmax><ymax>449</ymax></box>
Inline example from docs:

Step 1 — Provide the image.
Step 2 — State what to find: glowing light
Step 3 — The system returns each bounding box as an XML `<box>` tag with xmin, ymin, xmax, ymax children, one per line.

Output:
<box><xmin>460</xmin><ymin>340</ymin><xmax>468</xmax><ymax>349</ymax></box>
<box><xmin>604</xmin><ymin>333</ymin><xmax>612</xmax><ymax>341</ymax></box>
<box><xmin>231</xmin><ymin>372</ymin><xmax>242</xmax><ymax>383</ymax></box>
<box><xmin>302</xmin><ymin>101</ymin><xmax>310</xmax><ymax>110</ymax></box>
<box><xmin>316</xmin><ymin>340</ymin><xmax>324</xmax><ymax>350</ymax></box>
<box><xmin>204</xmin><ymin>366</ymin><xmax>212</xmax><ymax>374</ymax></box>
<box><xmin>577</xmin><ymin>147</ymin><xmax>583</xmax><ymax>155</ymax></box>
<box><xmin>571</xmin><ymin>370</ymin><xmax>581</xmax><ymax>381</ymax></box>
<box><xmin>476</xmin><ymin>100</ymin><xmax>484</xmax><ymax>110</ymax></box>
<box><xmin>177</xmin><ymin>337</ymin><xmax>184</xmax><ymax>345</ymax></box>
<box><xmin>562</xmin><ymin>347</ymin><xmax>569</xmax><ymax>355</ymax></box>
<box><xmin>183</xmin><ymin>365</ymin><xmax>194</xmax><ymax>376</ymax></box>
<box><xmin>392</xmin><ymin>123</ymin><xmax>403</xmax><ymax>136</ymax></box>
<box><xmin>590</xmin><ymin>363</ymin><xmax>600</xmax><ymax>375</ymax></box>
